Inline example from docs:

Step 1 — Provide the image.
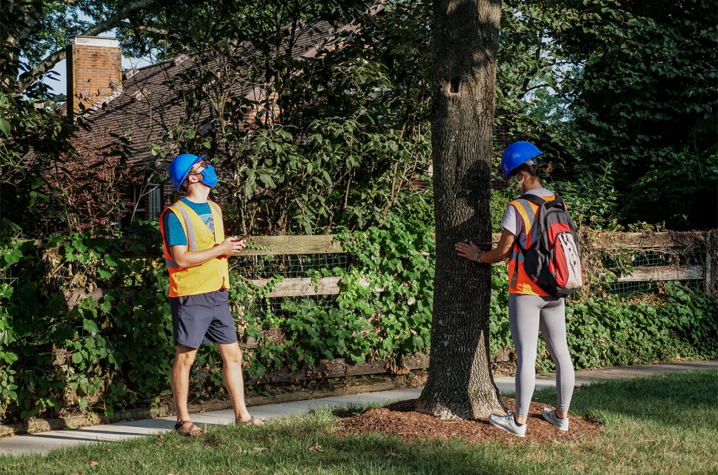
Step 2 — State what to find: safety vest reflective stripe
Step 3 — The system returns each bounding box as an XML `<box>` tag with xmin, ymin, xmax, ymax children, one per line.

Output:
<box><xmin>512</xmin><ymin>199</ymin><xmax>539</xmax><ymax>249</ymax></box>
<box><xmin>170</xmin><ymin>204</ymin><xmax>199</xmax><ymax>251</ymax></box>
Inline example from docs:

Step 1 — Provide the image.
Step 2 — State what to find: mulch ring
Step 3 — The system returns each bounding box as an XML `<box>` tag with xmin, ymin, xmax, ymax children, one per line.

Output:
<box><xmin>339</xmin><ymin>398</ymin><xmax>601</xmax><ymax>445</ymax></box>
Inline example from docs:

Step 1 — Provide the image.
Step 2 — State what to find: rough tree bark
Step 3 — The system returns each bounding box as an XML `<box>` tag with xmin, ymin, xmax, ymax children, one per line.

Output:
<box><xmin>416</xmin><ymin>0</ymin><xmax>505</xmax><ymax>420</ymax></box>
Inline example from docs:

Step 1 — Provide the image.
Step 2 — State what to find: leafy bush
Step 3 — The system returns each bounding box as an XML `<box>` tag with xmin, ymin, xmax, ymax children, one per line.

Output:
<box><xmin>490</xmin><ymin>187</ymin><xmax>515</xmax><ymax>234</ymax></box>
<box><xmin>548</xmin><ymin>162</ymin><xmax>621</xmax><ymax>230</ymax></box>
<box><xmin>488</xmin><ymin>263</ymin><xmax>718</xmax><ymax>372</ymax></box>
<box><xmin>0</xmin><ymin>220</ymin><xmax>714</xmax><ymax>422</ymax></box>
<box><xmin>229</xmin><ymin>214</ymin><xmax>435</xmax><ymax>378</ymax></box>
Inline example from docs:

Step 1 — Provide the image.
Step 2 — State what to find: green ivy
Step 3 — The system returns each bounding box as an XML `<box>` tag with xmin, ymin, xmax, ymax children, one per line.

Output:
<box><xmin>487</xmin><ymin>265</ymin><xmax>718</xmax><ymax>373</ymax></box>
<box><xmin>0</xmin><ymin>220</ymin><xmax>715</xmax><ymax>422</ymax></box>
<box><xmin>230</xmin><ymin>215</ymin><xmax>435</xmax><ymax>376</ymax></box>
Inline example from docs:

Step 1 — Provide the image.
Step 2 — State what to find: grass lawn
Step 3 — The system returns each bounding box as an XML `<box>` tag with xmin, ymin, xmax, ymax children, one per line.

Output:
<box><xmin>1</xmin><ymin>369</ymin><xmax>716</xmax><ymax>475</ymax></box>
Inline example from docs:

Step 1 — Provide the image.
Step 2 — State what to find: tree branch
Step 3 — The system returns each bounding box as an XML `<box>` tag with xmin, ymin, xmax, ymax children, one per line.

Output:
<box><xmin>17</xmin><ymin>0</ymin><xmax>159</xmax><ymax>92</ymax></box>
<box><xmin>119</xmin><ymin>21</ymin><xmax>169</xmax><ymax>35</ymax></box>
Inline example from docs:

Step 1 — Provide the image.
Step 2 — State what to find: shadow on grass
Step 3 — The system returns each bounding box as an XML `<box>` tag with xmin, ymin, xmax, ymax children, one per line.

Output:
<box><xmin>0</xmin><ymin>413</ymin><xmax>533</xmax><ymax>475</ymax></box>
<box><xmin>2</xmin><ymin>371</ymin><xmax>715</xmax><ymax>475</ymax></box>
<box><xmin>532</xmin><ymin>369</ymin><xmax>718</xmax><ymax>430</ymax></box>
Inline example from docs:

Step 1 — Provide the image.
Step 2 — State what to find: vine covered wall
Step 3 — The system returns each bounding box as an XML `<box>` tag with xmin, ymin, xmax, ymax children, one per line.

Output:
<box><xmin>0</xmin><ymin>219</ymin><xmax>715</xmax><ymax>423</ymax></box>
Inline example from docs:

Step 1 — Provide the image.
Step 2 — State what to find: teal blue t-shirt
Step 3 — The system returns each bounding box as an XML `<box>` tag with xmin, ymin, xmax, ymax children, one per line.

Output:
<box><xmin>164</xmin><ymin>198</ymin><xmax>215</xmax><ymax>246</ymax></box>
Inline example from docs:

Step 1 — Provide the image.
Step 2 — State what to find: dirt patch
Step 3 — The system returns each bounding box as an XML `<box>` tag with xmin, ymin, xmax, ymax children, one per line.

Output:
<box><xmin>339</xmin><ymin>398</ymin><xmax>601</xmax><ymax>445</ymax></box>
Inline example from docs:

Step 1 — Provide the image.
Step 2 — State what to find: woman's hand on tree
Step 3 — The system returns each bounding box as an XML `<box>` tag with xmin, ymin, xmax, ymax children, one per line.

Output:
<box><xmin>455</xmin><ymin>241</ymin><xmax>480</xmax><ymax>261</ymax></box>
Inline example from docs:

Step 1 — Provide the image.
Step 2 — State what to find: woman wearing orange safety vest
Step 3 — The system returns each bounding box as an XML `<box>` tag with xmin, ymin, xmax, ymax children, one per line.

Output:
<box><xmin>455</xmin><ymin>142</ymin><xmax>575</xmax><ymax>437</ymax></box>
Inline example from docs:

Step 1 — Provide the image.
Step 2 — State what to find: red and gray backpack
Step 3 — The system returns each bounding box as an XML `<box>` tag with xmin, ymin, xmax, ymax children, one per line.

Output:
<box><xmin>515</xmin><ymin>194</ymin><xmax>584</xmax><ymax>297</ymax></box>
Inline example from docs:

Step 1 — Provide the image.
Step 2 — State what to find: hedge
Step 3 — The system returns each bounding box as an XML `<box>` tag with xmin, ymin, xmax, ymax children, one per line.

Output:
<box><xmin>0</xmin><ymin>218</ymin><xmax>715</xmax><ymax>422</ymax></box>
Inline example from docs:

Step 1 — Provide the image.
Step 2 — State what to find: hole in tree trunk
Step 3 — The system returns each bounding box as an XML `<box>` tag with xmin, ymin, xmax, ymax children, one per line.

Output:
<box><xmin>450</xmin><ymin>77</ymin><xmax>461</xmax><ymax>94</ymax></box>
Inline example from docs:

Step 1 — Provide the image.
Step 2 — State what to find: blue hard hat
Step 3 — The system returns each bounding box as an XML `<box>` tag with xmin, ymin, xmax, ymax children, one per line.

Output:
<box><xmin>169</xmin><ymin>153</ymin><xmax>205</xmax><ymax>191</ymax></box>
<box><xmin>501</xmin><ymin>141</ymin><xmax>543</xmax><ymax>178</ymax></box>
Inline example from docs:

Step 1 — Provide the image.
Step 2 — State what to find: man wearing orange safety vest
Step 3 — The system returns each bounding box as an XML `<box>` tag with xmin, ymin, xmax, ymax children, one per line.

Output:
<box><xmin>159</xmin><ymin>153</ymin><xmax>264</xmax><ymax>437</ymax></box>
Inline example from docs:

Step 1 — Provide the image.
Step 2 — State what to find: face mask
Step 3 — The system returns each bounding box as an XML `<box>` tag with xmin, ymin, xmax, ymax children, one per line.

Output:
<box><xmin>200</xmin><ymin>166</ymin><xmax>218</xmax><ymax>188</ymax></box>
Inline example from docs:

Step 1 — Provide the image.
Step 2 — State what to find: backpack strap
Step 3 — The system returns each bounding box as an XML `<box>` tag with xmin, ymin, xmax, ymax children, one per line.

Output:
<box><xmin>519</xmin><ymin>193</ymin><xmax>564</xmax><ymax>209</ymax></box>
<box><xmin>518</xmin><ymin>193</ymin><xmax>565</xmax><ymax>249</ymax></box>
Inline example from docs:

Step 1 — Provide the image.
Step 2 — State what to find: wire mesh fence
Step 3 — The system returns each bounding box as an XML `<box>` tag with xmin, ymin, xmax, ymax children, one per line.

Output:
<box><xmin>0</xmin><ymin>267</ymin><xmax>17</xmax><ymax>287</ymax></box>
<box><xmin>254</xmin><ymin>294</ymin><xmax>341</xmax><ymax>320</ymax></box>
<box><xmin>230</xmin><ymin>253</ymin><xmax>353</xmax><ymax>280</ymax></box>
<box><xmin>230</xmin><ymin>232</ymin><xmax>711</xmax><ymax>316</ymax></box>
<box><xmin>230</xmin><ymin>253</ymin><xmax>353</xmax><ymax>321</ymax></box>
<box><xmin>609</xmin><ymin>279</ymin><xmax>704</xmax><ymax>297</ymax></box>
<box><xmin>602</xmin><ymin>243</ymin><xmax>708</xmax><ymax>297</ymax></box>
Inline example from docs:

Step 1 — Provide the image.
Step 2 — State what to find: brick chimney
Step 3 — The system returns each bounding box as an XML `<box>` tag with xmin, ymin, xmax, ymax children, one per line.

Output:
<box><xmin>66</xmin><ymin>36</ymin><xmax>122</xmax><ymax>119</ymax></box>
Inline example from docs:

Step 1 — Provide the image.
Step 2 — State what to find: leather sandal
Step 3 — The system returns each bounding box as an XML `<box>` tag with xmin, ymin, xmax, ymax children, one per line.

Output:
<box><xmin>174</xmin><ymin>420</ymin><xmax>206</xmax><ymax>437</ymax></box>
<box><xmin>235</xmin><ymin>415</ymin><xmax>263</xmax><ymax>426</ymax></box>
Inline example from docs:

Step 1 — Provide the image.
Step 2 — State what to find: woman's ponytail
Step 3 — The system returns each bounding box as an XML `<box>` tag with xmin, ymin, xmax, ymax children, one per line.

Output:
<box><xmin>515</xmin><ymin>162</ymin><xmax>552</xmax><ymax>179</ymax></box>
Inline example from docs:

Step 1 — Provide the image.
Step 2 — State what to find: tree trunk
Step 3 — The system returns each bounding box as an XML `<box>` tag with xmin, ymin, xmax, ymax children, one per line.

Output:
<box><xmin>416</xmin><ymin>0</ymin><xmax>505</xmax><ymax>420</ymax></box>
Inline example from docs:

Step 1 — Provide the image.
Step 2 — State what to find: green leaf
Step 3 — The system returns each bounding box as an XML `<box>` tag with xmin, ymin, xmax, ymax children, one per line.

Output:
<box><xmin>4</xmin><ymin>249</ymin><xmax>22</xmax><ymax>265</ymax></box>
<box><xmin>104</xmin><ymin>253</ymin><xmax>119</xmax><ymax>267</ymax></box>
<box><xmin>0</xmin><ymin>284</ymin><xmax>14</xmax><ymax>299</ymax></box>
<box><xmin>0</xmin><ymin>118</ymin><xmax>10</xmax><ymax>136</ymax></box>
<box><xmin>117</xmin><ymin>302</ymin><xmax>131</xmax><ymax>316</ymax></box>
<box><xmin>31</xmin><ymin>177</ymin><xmax>44</xmax><ymax>189</ymax></box>
<box><xmin>83</xmin><ymin>319</ymin><xmax>99</xmax><ymax>336</ymax></box>
<box><xmin>259</xmin><ymin>174</ymin><xmax>276</xmax><ymax>188</ymax></box>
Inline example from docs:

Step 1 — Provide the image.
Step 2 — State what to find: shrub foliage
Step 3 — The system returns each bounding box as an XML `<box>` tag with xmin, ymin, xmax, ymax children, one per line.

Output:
<box><xmin>0</xmin><ymin>219</ymin><xmax>715</xmax><ymax>422</ymax></box>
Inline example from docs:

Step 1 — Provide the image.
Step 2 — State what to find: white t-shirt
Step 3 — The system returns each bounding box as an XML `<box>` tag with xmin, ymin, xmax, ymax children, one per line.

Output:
<box><xmin>500</xmin><ymin>188</ymin><xmax>554</xmax><ymax>239</ymax></box>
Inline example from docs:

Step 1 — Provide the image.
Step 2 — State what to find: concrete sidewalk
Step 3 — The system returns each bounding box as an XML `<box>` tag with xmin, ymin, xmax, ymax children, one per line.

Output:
<box><xmin>1</xmin><ymin>359</ymin><xmax>715</xmax><ymax>456</ymax></box>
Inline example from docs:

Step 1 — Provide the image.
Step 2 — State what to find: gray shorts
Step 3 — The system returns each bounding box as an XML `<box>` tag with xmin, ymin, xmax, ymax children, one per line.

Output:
<box><xmin>170</xmin><ymin>289</ymin><xmax>238</xmax><ymax>349</ymax></box>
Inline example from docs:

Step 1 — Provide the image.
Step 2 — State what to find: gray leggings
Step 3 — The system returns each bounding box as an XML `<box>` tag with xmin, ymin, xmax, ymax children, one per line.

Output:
<box><xmin>509</xmin><ymin>294</ymin><xmax>575</xmax><ymax>418</ymax></box>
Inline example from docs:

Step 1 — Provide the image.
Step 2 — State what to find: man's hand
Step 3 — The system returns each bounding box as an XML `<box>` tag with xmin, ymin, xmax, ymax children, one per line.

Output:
<box><xmin>170</xmin><ymin>236</ymin><xmax>248</xmax><ymax>268</ymax></box>
<box><xmin>455</xmin><ymin>241</ymin><xmax>480</xmax><ymax>261</ymax></box>
<box><xmin>219</xmin><ymin>236</ymin><xmax>246</xmax><ymax>256</ymax></box>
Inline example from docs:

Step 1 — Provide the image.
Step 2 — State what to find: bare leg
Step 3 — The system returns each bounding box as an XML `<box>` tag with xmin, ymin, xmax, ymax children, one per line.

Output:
<box><xmin>216</xmin><ymin>342</ymin><xmax>264</xmax><ymax>426</ymax></box>
<box><xmin>171</xmin><ymin>344</ymin><xmax>206</xmax><ymax>435</ymax></box>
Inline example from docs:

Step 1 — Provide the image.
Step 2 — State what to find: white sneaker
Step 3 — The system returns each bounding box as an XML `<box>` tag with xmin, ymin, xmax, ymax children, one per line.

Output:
<box><xmin>542</xmin><ymin>407</ymin><xmax>569</xmax><ymax>431</ymax></box>
<box><xmin>488</xmin><ymin>412</ymin><xmax>526</xmax><ymax>437</ymax></box>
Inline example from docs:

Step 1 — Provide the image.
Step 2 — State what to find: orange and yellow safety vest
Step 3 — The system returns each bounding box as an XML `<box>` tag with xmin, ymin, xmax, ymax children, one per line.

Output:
<box><xmin>159</xmin><ymin>200</ymin><xmax>230</xmax><ymax>298</ymax></box>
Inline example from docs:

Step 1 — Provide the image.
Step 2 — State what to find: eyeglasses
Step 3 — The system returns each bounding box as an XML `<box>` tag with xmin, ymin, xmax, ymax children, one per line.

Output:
<box><xmin>189</xmin><ymin>159</ymin><xmax>210</xmax><ymax>175</ymax></box>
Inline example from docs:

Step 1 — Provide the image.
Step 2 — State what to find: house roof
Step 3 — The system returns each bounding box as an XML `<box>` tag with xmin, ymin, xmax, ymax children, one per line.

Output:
<box><xmin>73</xmin><ymin>17</ymin><xmax>349</xmax><ymax>165</ymax></box>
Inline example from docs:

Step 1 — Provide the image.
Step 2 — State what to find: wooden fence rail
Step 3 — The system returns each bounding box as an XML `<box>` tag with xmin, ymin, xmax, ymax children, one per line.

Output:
<box><xmin>54</xmin><ymin>230</ymin><xmax>714</xmax><ymax>308</ymax></box>
<box><xmin>239</xmin><ymin>235</ymin><xmax>345</xmax><ymax>256</ymax></box>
